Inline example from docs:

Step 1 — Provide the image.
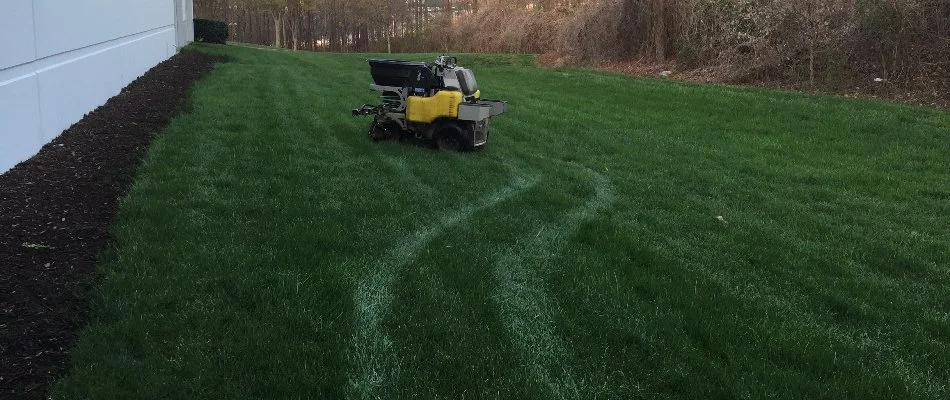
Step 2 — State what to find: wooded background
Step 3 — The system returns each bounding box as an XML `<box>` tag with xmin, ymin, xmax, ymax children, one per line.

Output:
<box><xmin>195</xmin><ymin>0</ymin><xmax>948</xmax><ymax>96</ymax></box>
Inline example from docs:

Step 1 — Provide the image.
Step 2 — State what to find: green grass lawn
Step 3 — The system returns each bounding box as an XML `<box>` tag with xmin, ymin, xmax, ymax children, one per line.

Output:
<box><xmin>53</xmin><ymin>43</ymin><xmax>950</xmax><ymax>399</ymax></box>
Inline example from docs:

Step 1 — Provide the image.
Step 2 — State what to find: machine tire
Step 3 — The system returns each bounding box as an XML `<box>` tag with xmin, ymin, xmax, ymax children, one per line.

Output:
<box><xmin>369</xmin><ymin>121</ymin><xmax>397</xmax><ymax>142</ymax></box>
<box><xmin>434</xmin><ymin>122</ymin><xmax>468</xmax><ymax>152</ymax></box>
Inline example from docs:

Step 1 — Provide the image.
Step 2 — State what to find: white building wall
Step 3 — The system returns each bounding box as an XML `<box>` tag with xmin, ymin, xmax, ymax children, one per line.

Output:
<box><xmin>0</xmin><ymin>0</ymin><xmax>193</xmax><ymax>173</ymax></box>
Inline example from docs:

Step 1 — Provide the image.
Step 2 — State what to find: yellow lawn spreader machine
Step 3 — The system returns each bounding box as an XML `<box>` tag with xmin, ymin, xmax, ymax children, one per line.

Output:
<box><xmin>353</xmin><ymin>56</ymin><xmax>507</xmax><ymax>151</ymax></box>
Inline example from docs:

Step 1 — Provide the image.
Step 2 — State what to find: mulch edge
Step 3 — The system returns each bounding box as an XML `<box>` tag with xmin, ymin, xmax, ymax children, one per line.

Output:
<box><xmin>0</xmin><ymin>50</ymin><xmax>227</xmax><ymax>400</ymax></box>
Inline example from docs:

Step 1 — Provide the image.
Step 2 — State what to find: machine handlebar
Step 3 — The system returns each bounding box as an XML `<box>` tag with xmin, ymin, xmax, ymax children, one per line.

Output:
<box><xmin>434</xmin><ymin>55</ymin><xmax>458</xmax><ymax>69</ymax></box>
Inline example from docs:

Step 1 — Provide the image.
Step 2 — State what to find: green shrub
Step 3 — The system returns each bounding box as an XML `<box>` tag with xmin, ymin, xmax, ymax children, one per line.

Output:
<box><xmin>194</xmin><ymin>19</ymin><xmax>228</xmax><ymax>44</ymax></box>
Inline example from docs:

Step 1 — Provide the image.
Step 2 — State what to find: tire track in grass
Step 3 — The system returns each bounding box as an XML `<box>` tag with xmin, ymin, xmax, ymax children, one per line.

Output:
<box><xmin>377</xmin><ymin>153</ymin><xmax>439</xmax><ymax>200</ymax></box>
<box><xmin>492</xmin><ymin>164</ymin><xmax>615</xmax><ymax>400</ymax></box>
<box><xmin>348</xmin><ymin>174</ymin><xmax>538</xmax><ymax>400</ymax></box>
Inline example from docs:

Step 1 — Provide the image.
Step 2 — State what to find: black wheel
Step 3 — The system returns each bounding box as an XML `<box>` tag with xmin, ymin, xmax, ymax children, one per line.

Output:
<box><xmin>369</xmin><ymin>121</ymin><xmax>397</xmax><ymax>142</ymax></box>
<box><xmin>434</xmin><ymin>122</ymin><xmax>469</xmax><ymax>152</ymax></box>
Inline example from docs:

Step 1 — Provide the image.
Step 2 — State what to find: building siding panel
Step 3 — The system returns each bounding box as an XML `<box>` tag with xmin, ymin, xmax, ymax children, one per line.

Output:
<box><xmin>0</xmin><ymin>0</ymin><xmax>37</xmax><ymax>70</ymax></box>
<box><xmin>32</xmin><ymin>0</ymin><xmax>175</xmax><ymax>59</ymax></box>
<box><xmin>1</xmin><ymin>0</ymin><xmax>192</xmax><ymax>173</ymax></box>
<box><xmin>0</xmin><ymin>74</ymin><xmax>43</xmax><ymax>173</ymax></box>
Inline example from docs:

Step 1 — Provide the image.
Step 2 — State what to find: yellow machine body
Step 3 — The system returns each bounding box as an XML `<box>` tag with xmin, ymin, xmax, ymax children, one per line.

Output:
<box><xmin>407</xmin><ymin>90</ymin><xmax>463</xmax><ymax>123</ymax></box>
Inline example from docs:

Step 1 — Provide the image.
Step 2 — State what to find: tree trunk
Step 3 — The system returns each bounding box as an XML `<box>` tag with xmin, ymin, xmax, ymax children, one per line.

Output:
<box><xmin>618</xmin><ymin>0</ymin><xmax>638</xmax><ymax>59</ymax></box>
<box><xmin>291</xmin><ymin>13</ymin><xmax>299</xmax><ymax>51</ymax></box>
<box><xmin>273</xmin><ymin>12</ymin><xmax>282</xmax><ymax>48</ymax></box>
<box><xmin>387</xmin><ymin>15</ymin><xmax>393</xmax><ymax>53</ymax></box>
<box><xmin>443</xmin><ymin>0</ymin><xmax>453</xmax><ymax>25</ymax></box>
<box><xmin>442</xmin><ymin>0</ymin><xmax>453</xmax><ymax>51</ymax></box>
<box><xmin>282</xmin><ymin>13</ymin><xmax>288</xmax><ymax>49</ymax></box>
<box><xmin>809</xmin><ymin>41</ymin><xmax>815</xmax><ymax>88</ymax></box>
<box><xmin>653</xmin><ymin>0</ymin><xmax>666</xmax><ymax>62</ymax></box>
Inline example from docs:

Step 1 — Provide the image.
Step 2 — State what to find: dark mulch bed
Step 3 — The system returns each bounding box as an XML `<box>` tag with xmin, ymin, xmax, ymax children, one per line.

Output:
<box><xmin>0</xmin><ymin>50</ymin><xmax>226</xmax><ymax>399</ymax></box>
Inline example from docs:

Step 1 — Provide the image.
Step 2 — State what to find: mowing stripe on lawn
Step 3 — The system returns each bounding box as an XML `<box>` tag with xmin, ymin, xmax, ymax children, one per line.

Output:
<box><xmin>492</xmin><ymin>162</ymin><xmax>615</xmax><ymax>400</ymax></box>
<box><xmin>348</xmin><ymin>172</ymin><xmax>538</xmax><ymax>399</ymax></box>
<box><xmin>669</xmin><ymin>251</ymin><xmax>950</xmax><ymax>399</ymax></box>
<box><xmin>377</xmin><ymin>153</ymin><xmax>439</xmax><ymax>200</ymax></box>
